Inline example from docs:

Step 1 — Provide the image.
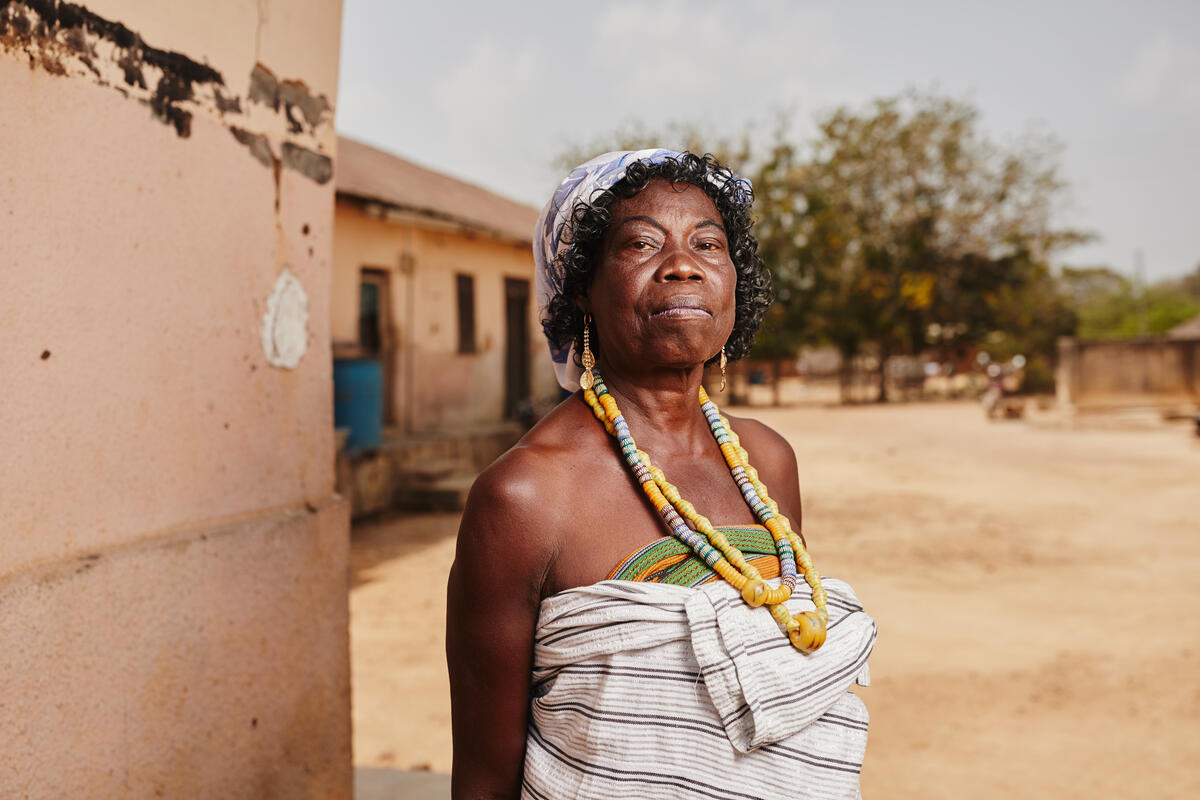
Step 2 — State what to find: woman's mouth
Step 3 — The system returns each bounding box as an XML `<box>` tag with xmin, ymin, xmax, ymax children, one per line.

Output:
<box><xmin>652</xmin><ymin>307</ymin><xmax>712</xmax><ymax>319</ymax></box>
<box><xmin>651</xmin><ymin>296</ymin><xmax>712</xmax><ymax>319</ymax></box>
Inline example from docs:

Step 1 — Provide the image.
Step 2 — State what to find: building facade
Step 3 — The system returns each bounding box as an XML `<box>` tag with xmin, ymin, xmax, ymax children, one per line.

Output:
<box><xmin>332</xmin><ymin>137</ymin><xmax>559</xmax><ymax>435</ymax></box>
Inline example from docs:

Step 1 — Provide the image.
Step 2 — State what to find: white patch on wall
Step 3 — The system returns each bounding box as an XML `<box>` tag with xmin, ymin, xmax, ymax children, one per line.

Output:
<box><xmin>261</xmin><ymin>268</ymin><xmax>309</xmax><ymax>369</ymax></box>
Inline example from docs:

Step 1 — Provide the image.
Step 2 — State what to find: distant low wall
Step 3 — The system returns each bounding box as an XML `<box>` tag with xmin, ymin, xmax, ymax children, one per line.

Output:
<box><xmin>1057</xmin><ymin>336</ymin><xmax>1200</xmax><ymax>410</ymax></box>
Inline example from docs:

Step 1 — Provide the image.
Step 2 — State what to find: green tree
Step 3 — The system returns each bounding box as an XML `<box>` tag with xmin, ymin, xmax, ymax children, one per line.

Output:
<box><xmin>1180</xmin><ymin>264</ymin><xmax>1200</xmax><ymax>303</ymax></box>
<box><xmin>1064</xmin><ymin>267</ymin><xmax>1200</xmax><ymax>339</ymax></box>
<box><xmin>555</xmin><ymin>92</ymin><xmax>1089</xmax><ymax>402</ymax></box>
<box><xmin>1058</xmin><ymin>265</ymin><xmax>1131</xmax><ymax>308</ymax></box>
<box><xmin>740</xmin><ymin>122</ymin><xmax>821</xmax><ymax>401</ymax></box>
<box><xmin>778</xmin><ymin>91</ymin><xmax>1087</xmax><ymax>400</ymax></box>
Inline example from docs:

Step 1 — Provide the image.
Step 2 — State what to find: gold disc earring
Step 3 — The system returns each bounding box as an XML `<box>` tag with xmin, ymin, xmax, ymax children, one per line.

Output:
<box><xmin>580</xmin><ymin>314</ymin><xmax>596</xmax><ymax>391</ymax></box>
<box><xmin>719</xmin><ymin>347</ymin><xmax>728</xmax><ymax>392</ymax></box>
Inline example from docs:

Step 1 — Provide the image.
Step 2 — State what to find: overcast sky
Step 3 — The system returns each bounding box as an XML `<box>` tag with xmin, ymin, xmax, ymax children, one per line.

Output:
<box><xmin>336</xmin><ymin>0</ymin><xmax>1199</xmax><ymax>281</ymax></box>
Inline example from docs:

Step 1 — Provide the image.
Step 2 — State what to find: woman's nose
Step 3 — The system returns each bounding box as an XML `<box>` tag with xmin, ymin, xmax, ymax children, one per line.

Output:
<box><xmin>656</xmin><ymin>243</ymin><xmax>704</xmax><ymax>281</ymax></box>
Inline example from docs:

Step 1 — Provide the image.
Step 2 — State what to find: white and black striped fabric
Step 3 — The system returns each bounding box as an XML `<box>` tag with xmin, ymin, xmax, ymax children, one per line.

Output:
<box><xmin>522</xmin><ymin>577</ymin><xmax>876</xmax><ymax>800</ymax></box>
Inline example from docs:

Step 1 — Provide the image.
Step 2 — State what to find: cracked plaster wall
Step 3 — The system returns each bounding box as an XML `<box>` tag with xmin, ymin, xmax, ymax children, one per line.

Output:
<box><xmin>0</xmin><ymin>1</ymin><xmax>350</xmax><ymax>797</ymax></box>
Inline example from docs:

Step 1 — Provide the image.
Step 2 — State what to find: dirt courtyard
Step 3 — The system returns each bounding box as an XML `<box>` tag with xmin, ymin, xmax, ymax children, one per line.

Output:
<box><xmin>349</xmin><ymin>401</ymin><xmax>1200</xmax><ymax>798</ymax></box>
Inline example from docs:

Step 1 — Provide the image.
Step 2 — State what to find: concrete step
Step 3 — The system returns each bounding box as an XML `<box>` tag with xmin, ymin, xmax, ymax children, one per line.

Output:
<box><xmin>337</xmin><ymin>423</ymin><xmax>523</xmax><ymax>520</ymax></box>
<box><xmin>393</xmin><ymin>474</ymin><xmax>476</xmax><ymax>511</ymax></box>
<box><xmin>398</xmin><ymin>457</ymin><xmax>469</xmax><ymax>485</ymax></box>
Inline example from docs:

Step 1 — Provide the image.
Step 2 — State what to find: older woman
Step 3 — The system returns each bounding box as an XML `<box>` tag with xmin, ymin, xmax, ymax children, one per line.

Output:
<box><xmin>446</xmin><ymin>151</ymin><xmax>876</xmax><ymax>800</ymax></box>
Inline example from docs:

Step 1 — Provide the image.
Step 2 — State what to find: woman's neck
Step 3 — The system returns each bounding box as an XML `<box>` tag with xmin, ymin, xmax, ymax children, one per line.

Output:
<box><xmin>597</xmin><ymin>365</ymin><xmax>715</xmax><ymax>458</ymax></box>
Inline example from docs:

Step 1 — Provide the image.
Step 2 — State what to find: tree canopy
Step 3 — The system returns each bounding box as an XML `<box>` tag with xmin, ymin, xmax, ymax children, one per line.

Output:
<box><xmin>555</xmin><ymin>91</ymin><xmax>1193</xmax><ymax>400</ymax></box>
<box><xmin>1063</xmin><ymin>265</ymin><xmax>1200</xmax><ymax>340</ymax></box>
<box><xmin>757</xmin><ymin>92</ymin><xmax>1087</xmax><ymax>398</ymax></box>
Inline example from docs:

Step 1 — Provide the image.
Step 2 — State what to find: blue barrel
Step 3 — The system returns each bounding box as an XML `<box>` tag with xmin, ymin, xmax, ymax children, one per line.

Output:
<box><xmin>333</xmin><ymin>358</ymin><xmax>383</xmax><ymax>452</ymax></box>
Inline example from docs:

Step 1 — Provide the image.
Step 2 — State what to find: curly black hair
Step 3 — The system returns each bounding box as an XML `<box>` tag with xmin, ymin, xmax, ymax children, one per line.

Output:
<box><xmin>541</xmin><ymin>152</ymin><xmax>774</xmax><ymax>364</ymax></box>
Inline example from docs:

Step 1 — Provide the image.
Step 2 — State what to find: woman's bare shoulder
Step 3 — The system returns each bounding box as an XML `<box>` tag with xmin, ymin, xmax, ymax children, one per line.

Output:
<box><xmin>721</xmin><ymin>412</ymin><xmax>805</xmax><ymax>537</ymax></box>
<box><xmin>722</xmin><ymin>413</ymin><xmax>798</xmax><ymax>468</ymax></box>
<box><xmin>471</xmin><ymin>396</ymin><xmax>603</xmax><ymax>509</ymax></box>
<box><xmin>457</xmin><ymin>397</ymin><xmax>605</xmax><ymax>580</ymax></box>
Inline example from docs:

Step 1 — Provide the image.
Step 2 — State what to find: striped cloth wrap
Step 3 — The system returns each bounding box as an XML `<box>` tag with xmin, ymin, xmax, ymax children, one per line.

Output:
<box><xmin>522</xmin><ymin>576</ymin><xmax>877</xmax><ymax>800</ymax></box>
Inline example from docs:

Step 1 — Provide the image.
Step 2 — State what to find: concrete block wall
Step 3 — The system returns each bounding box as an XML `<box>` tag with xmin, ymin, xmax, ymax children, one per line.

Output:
<box><xmin>1057</xmin><ymin>336</ymin><xmax>1200</xmax><ymax>410</ymax></box>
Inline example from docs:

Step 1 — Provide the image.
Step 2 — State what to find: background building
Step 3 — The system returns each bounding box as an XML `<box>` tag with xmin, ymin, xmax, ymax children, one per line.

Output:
<box><xmin>329</xmin><ymin>137</ymin><xmax>560</xmax><ymax>516</ymax></box>
<box><xmin>333</xmin><ymin>135</ymin><xmax>558</xmax><ymax>433</ymax></box>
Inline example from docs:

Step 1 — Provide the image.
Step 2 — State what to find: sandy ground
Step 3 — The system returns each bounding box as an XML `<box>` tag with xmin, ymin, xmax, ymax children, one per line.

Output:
<box><xmin>349</xmin><ymin>401</ymin><xmax>1200</xmax><ymax>798</ymax></box>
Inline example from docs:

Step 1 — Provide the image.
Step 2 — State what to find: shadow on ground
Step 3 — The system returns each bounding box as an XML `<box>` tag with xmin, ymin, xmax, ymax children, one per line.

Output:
<box><xmin>350</xmin><ymin>510</ymin><xmax>463</xmax><ymax>590</ymax></box>
<box><xmin>355</xmin><ymin>766</ymin><xmax>450</xmax><ymax>800</ymax></box>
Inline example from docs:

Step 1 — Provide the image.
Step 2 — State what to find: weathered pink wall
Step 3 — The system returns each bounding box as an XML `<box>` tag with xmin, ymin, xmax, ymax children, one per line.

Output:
<box><xmin>1</xmin><ymin>1</ymin><xmax>350</xmax><ymax>797</ymax></box>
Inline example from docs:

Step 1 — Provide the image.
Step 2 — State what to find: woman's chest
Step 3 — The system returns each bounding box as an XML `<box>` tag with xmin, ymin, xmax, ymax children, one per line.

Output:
<box><xmin>544</xmin><ymin>453</ymin><xmax>763</xmax><ymax>597</ymax></box>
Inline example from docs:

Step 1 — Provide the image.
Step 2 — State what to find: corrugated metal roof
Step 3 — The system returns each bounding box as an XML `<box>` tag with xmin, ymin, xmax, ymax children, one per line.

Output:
<box><xmin>335</xmin><ymin>136</ymin><xmax>540</xmax><ymax>245</ymax></box>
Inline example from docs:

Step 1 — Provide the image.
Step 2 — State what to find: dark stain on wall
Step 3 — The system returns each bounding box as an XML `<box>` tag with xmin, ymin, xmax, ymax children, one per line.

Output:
<box><xmin>248</xmin><ymin>63</ymin><xmax>332</xmax><ymax>135</ymax></box>
<box><xmin>229</xmin><ymin>129</ymin><xmax>333</xmax><ymax>203</ymax></box>
<box><xmin>230</xmin><ymin>127</ymin><xmax>274</xmax><ymax>169</ymax></box>
<box><xmin>214</xmin><ymin>88</ymin><xmax>241</xmax><ymax>114</ymax></box>
<box><xmin>1</xmin><ymin>0</ymin><xmax>224</xmax><ymax>137</ymax></box>
<box><xmin>150</xmin><ymin>71</ymin><xmax>198</xmax><ymax>137</ymax></box>
<box><xmin>247</xmin><ymin>62</ymin><xmax>278</xmax><ymax>108</ymax></box>
<box><xmin>282</xmin><ymin>143</ymin><xmax>333</xmax><ymax>186</ymax></box>
<box><xmin>1</xmin><ymin>0</ymin><xmax>333</xmax><ymax>184</ymax></box>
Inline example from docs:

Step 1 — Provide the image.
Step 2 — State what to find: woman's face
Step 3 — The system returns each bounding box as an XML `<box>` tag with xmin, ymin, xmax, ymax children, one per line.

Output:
<box><xmin>583</xmin><ymin>178</ymin><xmax>737</xmax><ymax>376</ymax></box>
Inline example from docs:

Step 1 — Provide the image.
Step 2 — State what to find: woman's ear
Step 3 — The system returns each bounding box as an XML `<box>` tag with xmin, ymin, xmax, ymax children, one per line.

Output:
<box><xmin>574</xmin><ymin>291</ymin><xmax>591</xmax><ymax>315</ymax></box>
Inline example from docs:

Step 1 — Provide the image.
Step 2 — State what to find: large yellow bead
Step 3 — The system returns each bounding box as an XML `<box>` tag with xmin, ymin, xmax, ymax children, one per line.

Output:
<box><xmin>741</xmin><ymin>579</ymin><xmax>769</xmax><ymax>607</ymax></box>
<box><xmin>787</xmin><ymin>611</ymin><xmax>826</xmax><ymax>653</ymax></box>
<box><xmin>812</xmin><ymin>628</ymin><xmax>827</xmax><ymax>650</ymax></box>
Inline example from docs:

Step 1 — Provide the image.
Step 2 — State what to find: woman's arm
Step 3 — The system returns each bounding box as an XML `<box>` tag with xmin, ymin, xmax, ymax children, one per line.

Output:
<box><xmin>446</xmin><ymin>453</ymin><xmax>557</xmax><ymax>800</ymax></box>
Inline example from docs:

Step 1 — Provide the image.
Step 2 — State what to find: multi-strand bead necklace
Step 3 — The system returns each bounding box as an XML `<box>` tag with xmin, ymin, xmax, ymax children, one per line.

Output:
<box><xmin>583</xmin><ymin>371</ymin><xmax>829</xmax><ymax>652</ymax></box>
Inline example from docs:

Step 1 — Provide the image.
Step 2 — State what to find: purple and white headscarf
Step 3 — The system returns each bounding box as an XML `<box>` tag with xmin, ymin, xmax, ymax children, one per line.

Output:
<box><xmin>534</xmin><ymin>149</ymin><xmax>752</xmax><ymax>391</ymax></box>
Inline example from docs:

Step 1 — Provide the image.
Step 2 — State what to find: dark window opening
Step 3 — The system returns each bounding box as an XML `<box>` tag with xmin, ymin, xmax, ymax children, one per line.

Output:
<box><xmin>457</xmin><ymin>273</ymin><xmax>476</xmax><ymax>354</ymax></box>
<box><xmin>504</xmin><ymin>277</ymin><xmax>531</xmax><ymax>418</ymax></box>
<box><xmin>357</xmin><ymin>268</ymin><xmax>395</xmax><ymax>424</ymax></box>
<box><xmin>359</xmin><ymin>274</ymin><xmax>384</xmax><ymax>355</ymax></box>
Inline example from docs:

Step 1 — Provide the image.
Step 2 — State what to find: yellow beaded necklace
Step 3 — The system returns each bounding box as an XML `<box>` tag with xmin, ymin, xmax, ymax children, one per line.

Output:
<box><xmin>583</xmin><ymin>371</ymin><xmax>828</xmax><ymax>652</ymax></box>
